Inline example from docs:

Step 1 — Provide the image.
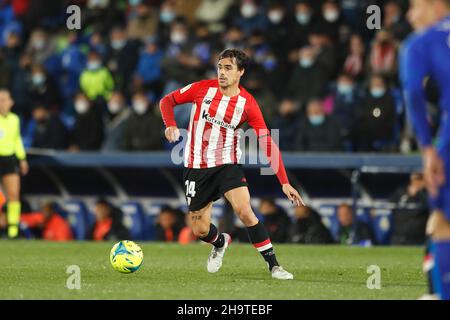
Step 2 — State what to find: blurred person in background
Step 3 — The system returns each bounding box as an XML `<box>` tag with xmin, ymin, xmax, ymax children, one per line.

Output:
<box><xmin>29</xmin><ymin>64</ymin><xmax>60</xmax><ymax>111</ymax></box>
<box><xmin>233</xmin><ymin>0</ymin><xmax>268</xmax><ymax>36</ymax></box>
<box><xmin>20</xmin><ymin>201</ymin><xmax>73</xmax><ymax>241</ymax></box>
<box><xmin>390</xmin><ymin>172</ymin><xmax>429</xmax><ymax>245</ymax></box>
<box><xmin>155</xmin><ymin>205</ymin><xmax>184</xmax><ymax>242</ymax></box>
<box><xmin>383</xmin><ymin>0</ymin><xmax>412</xmax><ymax>41</ymax></box>
<box><xmin>105</xmin><ymin>26</ymin><xmax>140</xmax><ymax>96</ymax></box>
<box><xmin>0</xmin><ymin>88</ymin><xmax>28</xmax><ymax>239</ymax></box>
<box><xmin>352</xmin><ymin>73</ymin><xmax>396</xmax><ymax>151</ymax></box>
<box><xmin>126</xmin><ymin>0</ymin><xmax>159</xmax><ymax>42</ymax></box>
<box><xmin>294</xmin><ymin>98</ymin><xmax>343</xmax><ymax>152</ymax></box>
<box><xmin>68</xmin><ymin>92</ymin><xmax>104</xmax><ymax>151</ymax></box>
<box><xmin>258</xmin><ymin>198</ymin><xmax>291</xmax><ymax>243</ymax></box>
<box><xmin>31</xmin><ymin>104</ymin><xmax>68</xmax><ymax>150</ymax></box>
<box><xmin>122</xmin><ymin>91</ymin><xmax>163</xmax><ymax>151</ymax></box>
<box><xmin>290</xmin><ymin>205</ymin><xmax>334</xmax><ymax>244</ymax></box>
<box><xmin>79</xmin><ymin>50</ymin><xmax>114</xmax><ymax>103</ymax></box>
<box><xmin>342</xmin><ymin>33</ymin><xmax>367</xmax><ymax>82</ymax></box>
<box><xmin>89</xmin><ymin>198</ymin><xmax>129</xmax><ymax>241</ymax></box>
<box><xmin>102</xmin><ymin>91</ymin><xmax>131</xmax><ymax>152</ymax></box>
<box><xmin>271</xmin><ymin>99</ymin><xmax>302</xmax><ymax>151</ymax></box>
<box><xmin>288</xmin><ymin>0</ymin><xmax>317</xmax><ymax>55</ymax></box>
<box><xmin>25</xmin><ymin>28</ymin><xmax>55</xmax><ymax>66</ymax></box>
<box><xmin>337</xmin><ymin>203</ymin><xmax>375</xmax><ymax>245</ymax></box>
<box><xmin>134</xmin><ymin>36</ymin><xmax>164</xmax><ymax>98</ymax></box>
<box><xmin>195</xmin><ymin>0</ymin><xmax>235</xmax><ymax>34</ymax></box>
<box><xmin>367</xmin><ymin>29</ymin><xmax>398</xmax><ymax>80</ymax></box>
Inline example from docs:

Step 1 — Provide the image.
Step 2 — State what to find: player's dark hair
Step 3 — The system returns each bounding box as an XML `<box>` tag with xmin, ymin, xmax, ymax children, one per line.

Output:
<box><xmin>218</xmin><ymin>48</ymin><xmax>249</xmax><ymax>71</ymax></box>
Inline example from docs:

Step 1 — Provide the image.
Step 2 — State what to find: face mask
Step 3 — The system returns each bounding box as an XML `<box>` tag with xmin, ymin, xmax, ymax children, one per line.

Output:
<box><xmin>308</xmin><ymin>115</ymin><xmax>325</xmax><ymax>126</ymax></box>
<box><xmin>371</xmin><ymin>88</ymin><xmax>386</xmax><ymax>98</ymax></box>
<box><xmin>129</xmin><ymin>0</ymin><xmax>141</xmax><ymax>6</ymax></box>
<box><xmin>87</xmin><ymin>60</ymin><xmax>101</xmax><ymax>71</ymax></box>
<box><xmin>32</xmin><ymin>73</ymin><xmax>46</xmax><ymax>86</ymax></box>
<box><xmin>170</xmin><ymin>32</ymin><xmax>187</xmax><ymax>44</ymax></box>
<box><xmin>160</xmin><ymin>10</ymin><xmax>175</xmax><ymax>23</ymax></box>
<box><xmin>75</xmin><ymin>100</ymin><xmax>89</xmax><ymax>114</ymax></box>
<box><xmin>296</xmin><ymin>12</ymin><xmax>311</xmax><ymax>25</ymax></box>
<box><xmin>241</xmin><ymin>4</ymin><xmax>257</xmax><ymax>18</ymax></box>
<box><xmin>323</xmin><ymin>10</ymin><xmax>339</xmax><ymax>23</ymax></box>
<box><xmin>111</xmin><ymin>39</ymin><xmax>126</xmax><ymax>50</ymax></box>
<box><xmin>108</xmin><ymin>101</ymin><xmax>123</xmax><ymax>114</ymax></box>
<box><xmin>133</xmin><ymin>101</ymin><xmax>148</xmax><ymax>115</ymax></box>
<box><xmin>299</xmin><ymin>58</ymin><xmax>314</xmax><ymax>68</ymax></box>
<box><xmin>268</xmin><ymin>10</ymin><xmax>283</xmax><ymax>24</ymax></box>
<box><xmin>337</xmin><ymin>83</ymin><xmax>353</xmax><ymax>95</ymax></box>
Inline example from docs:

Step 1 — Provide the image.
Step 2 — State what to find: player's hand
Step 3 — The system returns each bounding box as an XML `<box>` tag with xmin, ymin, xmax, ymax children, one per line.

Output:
<box><xmin>282</xmin><ymin>184</ymin><xmax>305</xmax><ymax>206</ymax></box>
<box><xmin>423</xmin><ymin>147</ymin><xmax>446</xmax><ymax>197</ymax></box>
<box><xmin>165</xmin><ymin>126</ymin><xmax>180</xmax><ymax>143</ymax></box>
<box><xmin>19</xmin><ymin>160</ymin><xmax>29</xmax><ymax>176</ymax></box>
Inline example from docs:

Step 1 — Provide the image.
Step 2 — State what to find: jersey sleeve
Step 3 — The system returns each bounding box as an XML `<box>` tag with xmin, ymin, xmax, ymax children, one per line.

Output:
<box><xmin>14</xmin><ymin>117</ymin><xmax>26</xmax><ymax>160</ymax></box>
<box><xmin>400</xmin><ymin>36</ymin><xmax>432</xmax><ymax>148</ymax></box>
<box><xmin>159</xmin><ymin>81</ymin><xmax>203</xmax><ymax>128</ymax></box>
<box><xmin>246</xmin><ymin>96</ymin><xmax>289</xmax><ymax>185</ymax></box>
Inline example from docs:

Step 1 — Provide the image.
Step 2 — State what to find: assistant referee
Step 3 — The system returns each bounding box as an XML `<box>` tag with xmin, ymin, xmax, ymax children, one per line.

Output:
<box><xmin>0</xmin><ymin>88</ymin><xmax>28</xmax><ymax>238</ymax></box>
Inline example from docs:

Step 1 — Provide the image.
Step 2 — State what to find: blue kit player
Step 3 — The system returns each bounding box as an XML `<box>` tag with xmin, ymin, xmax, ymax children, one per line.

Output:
<box><xmin>400</xmin><ymin>0</ymin><xmax>450</xmax><ymax>300</ymax></box>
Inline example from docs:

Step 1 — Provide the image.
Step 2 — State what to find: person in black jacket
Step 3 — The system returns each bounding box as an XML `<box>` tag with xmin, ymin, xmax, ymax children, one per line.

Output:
<box><xmin>294</xmin><ymin>98</ymin><xmax>343</xmax><ymax>152</ymax></box>
<box><xmin>121</xmin><ymin>92</ymin><xmax>163</xmax><ymax>151</ymax></box>
<box><xmin>290</xmin><ymin>205</ymin><xmax>334</xmax><ymax>244</ymax></box>
<box><xmin>89</xmin><ymin>198</ymin><xmax>129</xmax><ymax>241</ymax></box>
<box><xmin>390</xmin><ymin>172</ymin><xmax>430</xmax><ymax>245</ymax></box>
<box><xmin>258</xmin><ymin>197</ymin><xmax>291</xmax><ymax>243</ymax></box>
<box><xmin>31</xmin><ymin>105</ymin><xmax>68</xmax><ymax>150</ymax></box>
<box><xmin>68</xmin><ymin>92</ymin><xmax>104</xmax><ymax>151</ymax></box>
<box><xmin>154</xmin><ymin>205</ymin><xmax>185</xmax><ymax>242</ymax></box>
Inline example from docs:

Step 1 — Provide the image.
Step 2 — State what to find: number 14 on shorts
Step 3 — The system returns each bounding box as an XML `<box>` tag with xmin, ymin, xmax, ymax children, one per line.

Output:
<box><xmin>185</xmin><ymin>180</ymin><xmax>196</xmax><ymax>197</ymax></box>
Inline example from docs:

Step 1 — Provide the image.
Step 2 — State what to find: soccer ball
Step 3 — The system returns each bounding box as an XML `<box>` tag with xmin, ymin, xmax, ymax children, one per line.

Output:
<box><xmin>110</xmin><ymin>240</ymin><xmax>143</xmax><ymax>273</ymax></box>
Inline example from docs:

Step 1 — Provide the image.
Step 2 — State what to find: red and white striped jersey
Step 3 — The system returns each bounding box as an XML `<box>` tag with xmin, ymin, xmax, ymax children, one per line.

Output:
<box><xmin>160</xmin><ymin>79</ymin><xmax>289</xmax><ymax>185</ymax></box>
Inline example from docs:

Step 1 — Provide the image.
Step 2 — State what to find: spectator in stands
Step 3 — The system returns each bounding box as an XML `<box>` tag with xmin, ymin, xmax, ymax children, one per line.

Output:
<box><xmin>233</xmin><ymin>0</ymin><xmax>268</xmax><ymax>36</ymax></box>
<box><xmin>155</xmin><ymin>205</ymin><xmax>184</xmax><ymax>242</ymax></box>
<box><xmin>31</xmin><ymin>104</ymin><xmax>68</xmax><ymax>150</ymax></box>
<box><xmin>337</xmin><ymin>203</ymin><xmax>376</xmax><ymax>245</ymax></box>
<box><xmin>134</xmin><ymin>36</ymin><xmax>164</xmax><ymax>97</ymax></box>
<box><xmin>126</xmin><ymin>1</ymin><xmax>159</xmax><ymax>42</ymax></box>
<box><xmin>390</xmin><ymin>172</ymin><xmax>429</xmax><ymax>245</ymax></box>
<box><xmin>290</xmin><ymin>205</ymin><xmax>334</xmax><ymax>244</ymax></box>
<box><xmin>308</xmin><ymin>30</ymin><xmax>338</xmax><ymax>80</ymax></box>
<box><xmin>122</xmin><ymin>92</ymin><xmax>163</xmax><ymax>151</ymax></box>
<box><xmin>285</xmin><ymin>46</ymin><xmax>329</xmax><ymax>107</ymax></box>
<box><xmin>79</xmin><ymin>50</ymin><xmax>114</xmax><ymax>102</ymax></box>
<box><xmin>195</xmin><ymin>0</ymin><xmax>234</xmax><ymax>33</ymax></box>
<box><xmin>20</xmin><ymin>201</ymin><xmax>73</xmax><ymax>241</ymax></box>
<box><xmin>89</xmin><ymin>198</ymin><xmax>129</xmax><ymax>241</ymax></box>
<box><xmin>317</xmin><ymin>0</ymin><xmax>348</xmax><ymax>43</ymax></box>
<box><xmin>9</xmin><ymin>53</ymin><xmax>32</xmax><ymax>117</ymax></box>
<box><xmin>294</xmin><ymin>99</ymin><xmax>343</xmax><ymax>152</ymax></box>
<box><xmin>0</xmin><ymin>51</ymin><xmax>11</xmax><ymax>88</ymax></box>
<box><xmin>352</xmin><ymin>74</ymin><xmax>396</xmax><ymax>151</ymax></box>
<box><xmin>271</xmin><ymin>99</ymin><xmax>302</xmax><ymax>151</ymax></box>
<box><xmin>330</xmin><ymin>73</ymin><xmax>363</xmax><ymax>141</ymax></box>
<box><xmin>29</xmin><ymin>64</ymin><xmax>60</xmax><ymax>110</ymax></box>
<box><xmin>102</xmin><ymin>92</ymin><xmax>131</xmax><ymax>152</ymax></box>
<box><xmin>265</xmin><ymin>2</ymin><xmax>290</xmax><ymax>62</ymax></box>
<box><xmin>105</xmin><ymin>26</ymin><xmax>140</xmax><ymax>95</ymax></box>
<box><xmin>383</xmin><ymin>1</ymin><xmax>411</xmax><ymax>41</ymax></box>
<box><xmin>288</xmin><ymin>0</ymin><xmax>317</xmax><ymax>53</ymax></box>
<box><xmin>68</xmin><ymin>92</ymin><xmax>104</xmax><ymax>151</ymax></box>
<box><xmin>367</xmin><ymin>29</ymin><xmax>398</xmax><ymax>80</ymax></box>
<box><xmin>342</xmin><ymin>33</ymin><xmax>367</xmax><ymax>82</ymax></box>
<box><xmin>222</xmin><ymin>25</ymin><xmax>246</xmax><ymax>51</ymax></box>
<box><xmin>25</xmin><ymin>28</ymin><xmax>55</xmax><ymax>66</ymax></box>
<box><xmin>258</xmin><ymin>198</ymin><xmax>291</xmax><ymax>243</ymax></box>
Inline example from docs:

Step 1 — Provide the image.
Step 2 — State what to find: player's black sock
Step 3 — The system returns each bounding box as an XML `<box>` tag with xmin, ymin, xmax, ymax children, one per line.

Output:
<box><xmin>199</xmin><ymin>223</ymin><xmax>225</xmax><ymax>248</ymax></box>
<box><xmin>424</xmin><ymin>236</ymin><xmax>435</xmax><ymax>294</ymax></box>
<box><xmin>247</xmin><ymin>221</ymin><xmax>279</xmax><ymax>271</ymax></box>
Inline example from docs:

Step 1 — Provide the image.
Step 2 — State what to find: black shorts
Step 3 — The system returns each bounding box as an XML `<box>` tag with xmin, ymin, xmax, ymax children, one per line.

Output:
<box><xmin>0</xmin><ymin>155</ymin><xmax>20</xmax><ymax>177</ymax></box>
<box><xmin>183</xmin><ymin>164</ymin><xmax>249</xmax><ymax>211</ymax></box>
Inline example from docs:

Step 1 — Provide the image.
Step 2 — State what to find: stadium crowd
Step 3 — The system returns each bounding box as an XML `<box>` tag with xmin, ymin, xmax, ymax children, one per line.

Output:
<box><xmin>0</xmin><ymin>0</ymin><xmax>432</xmax><ymax>153</ymax></box>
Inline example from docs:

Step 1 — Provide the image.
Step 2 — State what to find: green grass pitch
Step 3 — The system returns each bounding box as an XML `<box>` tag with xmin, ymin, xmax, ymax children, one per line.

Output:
<box><xmin>0</xmin><ymin>241</ymin><xmax>426</xmax><ymax>300</ymax></box>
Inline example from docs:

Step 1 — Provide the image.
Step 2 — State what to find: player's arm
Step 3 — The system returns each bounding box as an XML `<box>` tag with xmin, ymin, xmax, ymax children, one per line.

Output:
<box><xmin>400</xmin><ymin>38</ymin><xmax>445</xmax><ymax>196</ymax></box>
<box><xmin>246</xmin><ymin>98</ymin><xmax>304</xmax><ymax>206</ymax></box>
<box><xmin>159</xmin><ymin>82</ymin><xmax>201</xmax><ymax>142</ymax></box>
<box><xmin>14</xmin><ymin>118</ymin><xmax>28</xmax><ymax>175</ymax></box>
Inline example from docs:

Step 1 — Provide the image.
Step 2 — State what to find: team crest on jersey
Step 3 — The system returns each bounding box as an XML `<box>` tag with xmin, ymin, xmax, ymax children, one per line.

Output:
<box><xmin>235</xmin><ymin>107</ymin><xmax>243</xmax><ymax>115</ymax></box>
<box><xmin>180</xmin><ymin>83</ymin><xmax>193</xmax><ymax>94</ymax></box>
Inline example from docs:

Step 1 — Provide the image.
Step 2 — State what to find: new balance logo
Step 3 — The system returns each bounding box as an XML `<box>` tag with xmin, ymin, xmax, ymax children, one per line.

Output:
<box><xmin>204</xmin><ymin>99</ymin><xmax>212</xmax><ymax>105</ymax></box>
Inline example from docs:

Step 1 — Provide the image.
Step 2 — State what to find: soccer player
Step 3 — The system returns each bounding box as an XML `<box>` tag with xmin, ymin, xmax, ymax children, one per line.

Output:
<box><xmin>159</xmin><ymin>49</ymin><xmax>304</xmax><ymax>280</ymax></box>
<box><xmin>0</xmin><ymin>88</ymin><xmax>28</xmax><ymax>238</ymax></box>
<box><xmin>400</xmin><ymin>0</ymin><xmax>450</xmax><ymax>300</ymax></box>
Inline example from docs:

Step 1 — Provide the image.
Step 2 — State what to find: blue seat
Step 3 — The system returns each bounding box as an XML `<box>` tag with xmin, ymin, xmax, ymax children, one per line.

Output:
<box><xmin>372</xmin><ymin>209</ymin><xmax>393</xmax><ymax>245</ymax></box>
<box><xmin>121</xmin><ymin>201</ymin><xmax>146</xmax><ymax>240</ymax></box>
<box><xmin>63</xmin><ymin>200</ymin><xmax>91</xmax><ymax>240</ymax></box>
